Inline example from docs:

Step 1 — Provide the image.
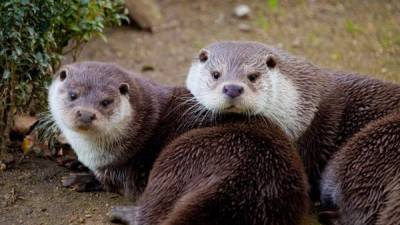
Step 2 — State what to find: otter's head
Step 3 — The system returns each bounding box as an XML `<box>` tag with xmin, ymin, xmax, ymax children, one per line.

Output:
<box><xmin>186</xmin><ymin>41</ymin><xmax>311</xmax><ymax>140</ymax></box>
<box><xmin>48</xmin><ymin>62</ymin><xmax>132</xmax><ymax>138</ymax></box>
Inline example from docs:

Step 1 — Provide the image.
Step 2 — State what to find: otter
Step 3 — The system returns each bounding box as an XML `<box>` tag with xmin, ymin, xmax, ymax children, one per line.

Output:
<box><xmin>185</xmin><ymin>41</ymin><xmax>400</xmax><ymax>201</ymax></box>
<box><xmin>320</xmin><ymin>112</ymin><xmax>400</xmax><ymax>225</ymax></box>
<box><xmin>49</xmin><ymin>61</ymin><xmax>216</xmax><ymax>197</ymax></box>
<box><xmin>111</xmin><ymin>116</ymin><xmax>309</xmax><ymax>225</ymax></box>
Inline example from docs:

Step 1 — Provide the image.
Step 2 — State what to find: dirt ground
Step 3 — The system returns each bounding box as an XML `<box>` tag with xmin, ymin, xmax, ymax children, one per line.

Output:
<box><xmin>1</xmin><ymin>0</ymin><xmax>399</xmax><ymax>224</ymax></box>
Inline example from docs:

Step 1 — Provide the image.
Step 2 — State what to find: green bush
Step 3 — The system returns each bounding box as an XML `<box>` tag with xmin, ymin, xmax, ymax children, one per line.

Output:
<box><xmin>0</xmin><ymin>0</ymin><xmax>127</xmax><ymax>154</ymax></box>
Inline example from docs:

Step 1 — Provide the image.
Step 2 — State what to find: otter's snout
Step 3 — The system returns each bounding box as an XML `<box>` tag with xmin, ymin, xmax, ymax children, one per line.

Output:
<box><xmin>76</xmin><ymin>109</ymin><xmax>97</xmax><ymax>124</ymax></box>
<box><xmin>223</xmin><ymin>84</ymin><xmax>244</xmax><ymax>99</ymax></box>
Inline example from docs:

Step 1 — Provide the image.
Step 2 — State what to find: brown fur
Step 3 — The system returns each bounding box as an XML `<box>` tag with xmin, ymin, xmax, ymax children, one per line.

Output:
<box><xmin>301</xmin><ymin>74</ymin><xmax>400</xmax><ymax>200</ymax></box>
<box><xmin>51</xmin><ymin>62</ymin><xmax>216</xmax><ymax>198</ymax></box>
<box><xmin>189</xmin><ymin>41</ymin><xmax>400</xmax><ymax>201</ymax></box>
<box><xmin>52</xmin><ymin>62</ymin><xmax>310</xmax><ymax>224</ymax></box>
<box><xmin>112</xmin><ymin>117</ymin><xmax>309</xmax><ymax>225</ymax></box>
<box><xmin>221</xmin><ymin>42</ymin><xmax>400</xmax><ymax>223</ymax></box>
<box><xmin>321</xmin><ymin>112</ymin><xmax>400</xmax><ymax>225</ymax></box>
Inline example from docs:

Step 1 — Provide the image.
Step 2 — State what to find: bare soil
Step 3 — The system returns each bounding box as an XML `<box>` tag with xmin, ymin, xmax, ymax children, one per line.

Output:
<box><xmin>1</xmin><ymin>0</ymin><xmax>399</xmax><ymax>224</ymax></box>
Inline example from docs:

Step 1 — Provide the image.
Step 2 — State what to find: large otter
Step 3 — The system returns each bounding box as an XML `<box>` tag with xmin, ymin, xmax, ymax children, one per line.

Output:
<box><xmin>49</xmin><ymin>61</ymin><xmax>216</xmax><ymax>197</ymax></box>
<box><xmin>111</xmin><ymin>116</ymin><xmax>309</xmax><ymax>225</ymax></box>
<box><xmin>186</xmin><ymin>41</ymin><xmax>400</xmax><ymax>201</ymax></box>
<box><xmin>320</xmin><ymin>112</ymin><xmax>400</xmax><ymax>225</ymax></box>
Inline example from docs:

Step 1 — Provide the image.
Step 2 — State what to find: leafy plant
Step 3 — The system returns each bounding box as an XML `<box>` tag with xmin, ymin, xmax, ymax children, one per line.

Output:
<box><xmin>267</xmin><ymin>0</ymin><xmax>278</xmax><ymax>12</ymax></box>
<box><xmin>0</xmin><ymin>0</ymin><xmax>127</xmax><ymax>157</ymax></box>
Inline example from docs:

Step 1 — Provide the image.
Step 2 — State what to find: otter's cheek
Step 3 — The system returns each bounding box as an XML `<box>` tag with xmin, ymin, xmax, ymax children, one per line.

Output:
<box><xmin>202</xmin><ymin>90</ymin><xmax>224</xmax><ymax>111</ymax></box>
<box><xmin>63</xmin><ymin>114</ymin><xmax>79</xmax><ymax>130</ymax></box>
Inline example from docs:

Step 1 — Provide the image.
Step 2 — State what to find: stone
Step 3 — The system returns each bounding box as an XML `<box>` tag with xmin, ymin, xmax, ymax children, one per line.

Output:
<box><xmin>125</xmin><ymin>0</ymin><xmax>162</xmax><ymax>31</ymax></box>
<box><xmin>234</xmin><ymin>4</ymin><xmax>251</xmax><ymax>19</ymax></box>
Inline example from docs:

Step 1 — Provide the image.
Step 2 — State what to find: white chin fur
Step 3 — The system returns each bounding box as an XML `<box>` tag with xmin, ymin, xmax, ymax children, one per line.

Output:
<box><xmin>259</xmin><ymin>69</ymin><xmax>305</xmax><ymax>140</ymax></box>
<box><xmin>48</xmin><ymin>80</ymin><xmax>132</xmax><ymax>171</ymax></box>
<box><xmin>186</xmin><ymin>63</ymin><xmax>204</xmax><ymax>99</ymax></box>
<box><xmin>186</xmin><ymin>63</ymin><xmax>309</xmax><ymax>140</ymax></box>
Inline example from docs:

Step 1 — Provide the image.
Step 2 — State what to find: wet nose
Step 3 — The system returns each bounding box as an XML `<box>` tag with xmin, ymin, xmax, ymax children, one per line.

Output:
<box><xmin>222</xmin><ymin>84</ymin><xmax>244</xmax><ymax>98</ymax></box>
<box><xmin>76</xmin><ymin>110</ymin><xmax>96</xmax><ymax>124</ymax></box>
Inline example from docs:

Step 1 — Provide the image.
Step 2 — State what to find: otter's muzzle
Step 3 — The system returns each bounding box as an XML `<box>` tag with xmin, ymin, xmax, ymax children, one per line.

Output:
<box><xmin>223</xmin><ymin>84</ymin><xmax>244</xmax><ymax>99</ymax></box>
<box><xmin>75</xmin><ymin>109</ymin><xmax>97</xmax><ymax>127</ymax></box>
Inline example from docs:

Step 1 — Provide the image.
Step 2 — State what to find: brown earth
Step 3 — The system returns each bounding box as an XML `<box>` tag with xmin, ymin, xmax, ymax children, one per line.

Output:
<box><xmin>1</xmin><ymin>0</ymin><xmax>399</xmax><ymax>224</ymax></box>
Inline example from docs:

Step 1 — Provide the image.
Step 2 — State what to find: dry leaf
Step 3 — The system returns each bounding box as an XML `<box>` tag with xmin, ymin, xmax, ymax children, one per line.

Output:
<box><xmin>21</xmin><ymin>135</ymin><xmax>35</xmax><ymax>154</ymax></box>
<box><xmin>13</xmin><ymin>115</ymin><xmax>37</xmax><ymax>134</ymax></box>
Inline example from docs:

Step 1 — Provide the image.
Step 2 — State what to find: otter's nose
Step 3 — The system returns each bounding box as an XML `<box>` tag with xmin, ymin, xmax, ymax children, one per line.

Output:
<box><xmin>76</xmin><ymin>110</ymin><xmax>96</xmax><ymax>124</ymax></box>
<box><xmin>223</xmin><ymin>84</ymin><xmax>244</xmax><ymax>99</ymax></box>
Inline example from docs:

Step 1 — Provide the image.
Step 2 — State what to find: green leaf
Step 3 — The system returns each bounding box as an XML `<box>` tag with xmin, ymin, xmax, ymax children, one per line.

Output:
<box><xmin>27</xmin><ymin>27</ymin><xmax>35</xmax><ymax>36</ymax></box>
<box><xmin>15</xmin><ymin>47</ymin><xmax>22</xmax><ymax>55</ymax></box>
<box><xmin>0</xmin><ymin>0</ymin><xmax>127</xmax><ymax>134</ymax></box>
<box><xmin>3</xmin><ymin>70</ymin><xmax>11</xmax><ymax>79</ymax></box>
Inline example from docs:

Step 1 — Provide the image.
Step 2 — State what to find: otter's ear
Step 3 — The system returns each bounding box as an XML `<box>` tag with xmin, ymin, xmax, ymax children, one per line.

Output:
<box><xmin>58</xmin><ymin>69</ymin><xmax>68</xmax><ymax>81</ymax></box>
<box><xmin>119</xmin><ymin>83</ymin><xmax>129</xmax><ymax>95</ymax></box>
<box><xmin>266</xmin><ymin>55</ymin><xmax>277</xmax><ymax>69</ymax></box>
<box><xmin>198</xmin><ymin>49</ymin><xmax>209</xmax><ymax>63</ymax></box>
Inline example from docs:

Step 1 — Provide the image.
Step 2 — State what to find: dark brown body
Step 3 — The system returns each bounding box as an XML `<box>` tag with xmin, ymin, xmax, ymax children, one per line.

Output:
<box><xmin>52</xmin><ymin>62</ymin><xmax>216</xmax><ymax>198</ymax></box>
<box><xmin>113</xmin><ymin>118</ymin><xmax>309</xmax><ymax>225</ymax></box>
<box><xmin>184</xmin><ymin>41</ymin><xmax>400</xmax><ymax>201</ymax></box>
<box><xmin>297</xmin><ymin>73</ymin><xmax>400</xmax><ymax>200</ymax></box>
<box><xmin>94</xmin><ymin>85</ymin><xmax>208</xmax><ymax>197</ymax></box>
<box><xmin>320</xmin><ymin>112</ymin><xmax>400</xmax><ymax>225</ymax></box>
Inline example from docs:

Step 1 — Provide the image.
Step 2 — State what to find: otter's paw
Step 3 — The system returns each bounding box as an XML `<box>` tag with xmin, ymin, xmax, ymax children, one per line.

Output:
<box><xmin>110</xmin><ymin>206</ymin><xmax>138</xmax><ymax>225</ymax></box>
<box><xmin>62</xmin><ymin>159</ymin><xmax>89</xmax><ymax>172</ymax></box>
<box><xmin>61</xmin><ymin>172</ymin><xmax>103</xmax><ymax>192</ymax></box>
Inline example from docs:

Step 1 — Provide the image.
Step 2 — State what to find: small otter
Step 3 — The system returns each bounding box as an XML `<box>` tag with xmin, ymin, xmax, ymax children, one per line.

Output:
<box><xmin>186</xmin><ymin>41</ymin><xmax>400</xmax><ymax>200</ymax></box>
<box><xmin>320</xmin><ymin>112</ymin><xmax>400</xmax><ymax>225</ymax></box>
<box><xmin>49</xmin><ymin>61</ymin><xmax>215</xmax><ymax>197</ymax></box>
<box><xmin>111</xmin><ymin>116</ymin><xmax>309</xmax><ymax>225</ymax></box>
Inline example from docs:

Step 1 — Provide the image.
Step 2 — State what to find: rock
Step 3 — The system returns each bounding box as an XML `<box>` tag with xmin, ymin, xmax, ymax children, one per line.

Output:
<box><xmin>125</xmin><ymin>0</ymin><xmax>162</xmax><ymax>31</ymax></box>
<box><xmin>234</xmin><ymin>4</ymin><xmax>251</xmax><ymax>19</ymax></box>
<box><xmin>238</xmin><ymin>23</ymin><xmax>251</xmax><ymax>32</ymax></box>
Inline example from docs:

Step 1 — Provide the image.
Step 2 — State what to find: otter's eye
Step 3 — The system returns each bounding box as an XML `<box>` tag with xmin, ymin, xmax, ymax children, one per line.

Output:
<box><xmin>211</xmin><ymin>71</ymin><xmax>221</xmax><ymax>80</ymax></box>
<box><xmin>100</xmin><ymin>99</ymin><xmax>113</xmax><ymax>107</ymax></box>
<box><xmin>247</xmin><ymin>73</ymin><xmax>260</xmax><ymax>83</ymax></box>
<box><xmin>69</xmin><ymin>92</ymin><xmax>78</xmax><ymax>101</ymax></box>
